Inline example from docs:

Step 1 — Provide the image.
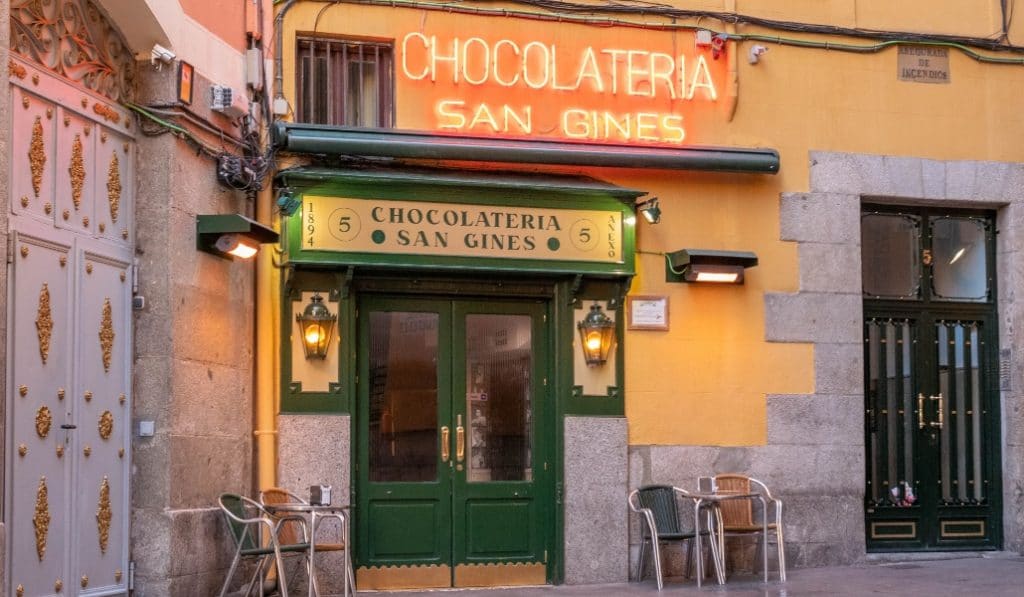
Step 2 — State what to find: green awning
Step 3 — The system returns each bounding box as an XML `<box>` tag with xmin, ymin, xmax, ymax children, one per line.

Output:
<box><xmin>272</xmin><ymin>123</ymin><xmax>780</xmax><ymax>174</ymax></box>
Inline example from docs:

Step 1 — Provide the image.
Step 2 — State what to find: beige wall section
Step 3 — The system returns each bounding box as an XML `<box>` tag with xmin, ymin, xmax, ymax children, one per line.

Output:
<box><xmin>278</xmin><ymin>2</ymin><xmax>1024</xmax><ymax>447</ymax></box>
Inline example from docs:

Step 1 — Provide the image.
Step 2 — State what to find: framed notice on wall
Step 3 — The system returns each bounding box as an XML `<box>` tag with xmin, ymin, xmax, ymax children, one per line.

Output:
<box><xmin>627</xmin><ymin>295</ymin><xmax>669</xmax><ymax>330</ymax></box>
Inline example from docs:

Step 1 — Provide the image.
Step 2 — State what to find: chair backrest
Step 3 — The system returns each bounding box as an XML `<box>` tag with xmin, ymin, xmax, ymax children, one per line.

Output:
<box><xmin>260</xmin><ymin>487</ymin><xmax>306</xmax><ymax>545</ymax></box>
<box><xmin>714</xmin><ymin>474</ymin><xmax>755</xmax><ymax>529</ymax></box>
<box><xmin>219</xmin><ymin>493</ymin><xmax>259</xmax><ymax>551</ymax></box>
<box><xmin>636</xmin><ymin>485</ymin><xmax>682</xmax><ymax>535</ymax></box>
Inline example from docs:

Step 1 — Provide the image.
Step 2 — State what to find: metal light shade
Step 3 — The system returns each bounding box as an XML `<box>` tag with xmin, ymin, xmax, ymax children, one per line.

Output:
<box><xmin>296</xmin><ymin>293</ymin><xmax>337</xmax><ymax>360</ymax></box>
<box><xmin>577</xmin><ymin>303</ymin><xmax>617</xmax><ymax>367</ymax></box>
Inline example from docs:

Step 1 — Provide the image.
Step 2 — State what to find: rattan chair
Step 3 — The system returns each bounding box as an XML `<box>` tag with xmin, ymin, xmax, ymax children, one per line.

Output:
<box><xmin>218</xmin><ymin>493</ymin><xmax>311</xmax><ymax>597</ymax></box>
<box><xmin>712</xmin><ymin>474</ymin><xmax>786</xmax><ymax>581</ymax></box>
<box><xmin>628</xmin><ymin>485</ymin><xmax>718</xmax><ymax>590</ymax></box>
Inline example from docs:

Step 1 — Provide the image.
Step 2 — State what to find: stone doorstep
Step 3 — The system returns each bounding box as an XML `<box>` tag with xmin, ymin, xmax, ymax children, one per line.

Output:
<box><xmin>866</xmin><ymin>550</ymin><xmax>1024</xmax><ymax>563</ymax></box>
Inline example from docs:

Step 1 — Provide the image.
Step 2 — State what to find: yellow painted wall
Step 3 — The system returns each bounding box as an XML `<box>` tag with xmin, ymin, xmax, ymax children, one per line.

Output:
<box><xmin>280</xmin><ymin>1</ymin><xmax>1024</xmax><ymax>446</ymax></box>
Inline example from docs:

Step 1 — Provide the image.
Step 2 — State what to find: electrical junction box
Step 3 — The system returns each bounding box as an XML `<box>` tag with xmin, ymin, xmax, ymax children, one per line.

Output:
<box><xmin>695</xmin><ymin>30</ymin><xmax>713</xmax><ymax>48</ymax></box>
<box><xmin>210</xmin><ymin>84</ymin><xmax>249</xmax><ymax>119</ymax></box>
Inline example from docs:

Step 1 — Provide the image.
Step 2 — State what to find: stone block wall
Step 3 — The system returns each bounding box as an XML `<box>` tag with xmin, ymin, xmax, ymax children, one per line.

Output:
<box><xmin>130</xmin><ymin>65</ymin><xmax>257</xmax><ymax>595</ymax></box>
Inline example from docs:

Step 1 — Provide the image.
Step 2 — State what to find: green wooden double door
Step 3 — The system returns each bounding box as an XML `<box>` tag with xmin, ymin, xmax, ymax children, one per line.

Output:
<box><xmin>355</xmin><ymin>296</ymin><xmax>553</xmax><ymax>589</ymax></box>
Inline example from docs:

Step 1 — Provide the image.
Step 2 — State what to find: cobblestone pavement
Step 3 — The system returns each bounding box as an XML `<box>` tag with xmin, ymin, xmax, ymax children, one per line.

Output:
<box><xmin>347</xmin><ymin>552</ymin><xmax>1024</xmax><ymax>597</ymax></box>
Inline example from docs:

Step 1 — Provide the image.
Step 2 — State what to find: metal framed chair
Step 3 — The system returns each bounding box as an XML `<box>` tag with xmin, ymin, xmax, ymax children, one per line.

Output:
<box><xmin>712</xmin><ymin>474</ymin><xmax>787</xmax><ymax>581</ymax></box>
<box><xmin>628</xmin><ymin>485</ymin><xmax>718</xmax><ymax>590</ymax></box>
<box><xmin>259</xmin><ymin>487</ymin><xmax>352</xmax><ymax>596</ymax></box>
<box><xmin>218</xmin><ymin>493</ymin><xmax>311</xmax><ymax>597</ymax></box>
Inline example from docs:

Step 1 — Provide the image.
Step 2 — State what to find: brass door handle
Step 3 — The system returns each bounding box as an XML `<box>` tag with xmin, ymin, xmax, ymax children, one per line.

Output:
<box><xmin>917</xmin><ymin>394</ymin><xmax>925</xmax><ymax>430</ymax></box>
<box><xmin>441</xmin><ymin>426</ymin><xmax>450</xmax><ymax>462</ymax></box>
<box><xmin>456</xmin><ymin>415</ymin><xmax>465</xmax><ymax>463</ymax></box>
<box><xmin>930</xmin><ymin>393</ymin><xmax>944</xmax><ymax>429</ymax></box>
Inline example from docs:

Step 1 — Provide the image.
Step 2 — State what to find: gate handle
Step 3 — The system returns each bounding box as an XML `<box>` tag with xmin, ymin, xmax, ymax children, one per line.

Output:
<box><xmin>456</xmin><ymin>414</ymin><xmax>465</xmax><ymax>463</ymax></box>
<box><xmin>930</xmin><ymin>393</ymin><xmax>944</xmax><ymax>429</ymax></box>
<box><xmin>917</xmin><ymin>394</ymin><xmax>925</xmax><ymax>430</ymax></box>
<box><xmin>60</xmin><ymin>424</ymin><xmax>77</xmax><ymax>430</ymax></box>
<box><xmin>441</xmin><ymin>426</ymin><xmax>450</xmax><ymax>462</ymax></box>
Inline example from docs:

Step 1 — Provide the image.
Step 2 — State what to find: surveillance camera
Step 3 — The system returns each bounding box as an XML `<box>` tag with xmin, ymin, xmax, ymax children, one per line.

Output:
<box><xmin>748</xmin><ymin>44</ymin><xmax>769</xmax><ymax>65</ymax></box>
<box><xmin>151</xmin><ymin>44</ymin><xmax>176</xmax><ymax>65</ymax></box>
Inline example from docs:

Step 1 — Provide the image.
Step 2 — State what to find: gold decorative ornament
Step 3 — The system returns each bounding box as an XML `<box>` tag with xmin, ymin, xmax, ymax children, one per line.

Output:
<box><xmin>86</xmin><ymin>262</ymin><xmax>93</xmax><ymax>274</ymax></box>
<box><xmin>69</xmin><ymin>134</ymin><xmax>85</xmax><ymax>210</ymax></box>
<box><xmin>83</xmin><ymin>125</ymin><xmax>90</xmax><ymax>136</ymax></box>
<box><xmin>59</xmin><ymin>255</ymin><xmax>66</xmax><ymax>267</ymax></box>
<box><xmin>97</xmin><ymin>476</ymin><xmax>112</xmax><ymax>553</ymax></box>
<box><xmin>118</xmin><ymin>447</ymin><xmax>124</xmax><ymax>458</ymax></box>
<box><xmin>55</xmin><ymin>579</ymin><xmax>62</xmax><ymax>592</ymax></box>
<box><xmin>120</xmin><ymin>271</ymin><xmax>126</xmax><ymax>282</ymax></box>
<box><xmin>56</xmin><ymin>445</ymin><xmax>64</xmax><ymax>458</ymax></box>
<box><xmin>20</xmin><ymin>384</ymin><xmax>28</xmax><ymax>396</ymax></box>
<box><xmin>32</xmin><ymin>73</ymin><xmax>39</xmax><ymax>85</ymax></box>
<box><xmin>115</xmin><ymin>570</ymin><xmax>122</xmax><ymax>582</ymax></box>
<box><xmin>99</xmin><ymin>222</ymin><xmax>105</xmax><ymax>233</ymax></box>
<box><xmin>45</xmin><ymin>202</ymin><xmax>53</xmax><ymax>214</ymax></box>
<box><xmin>37</xmin><ymin>283</ymin><xmax>53</xmax><ymax>364</ymax></box>
<box><xmin>107</xmin><ymin>153</ymin><xmax>121</xmax><ymax>222</ymax></box>
<box><xmin>16</xmin><ymin>584</ymin><xmax>24</xmax><ymax>597</ymax></box>
<box><xmin>81</xmin><ymin>97</ymin><xmax>88</xmax><ymax>107</ymax></box>
<box><xmin>82</xmin><ymin>216</ymin><xmax>90</xmax><ymax>227</ymax></box>
<box><xmin>47</xmin><ymin>107</ymin><xmax>53</xmax><ymax>119</ymax></box>
<box><xmin>99</xmin><ymin>411</ymin><xmax>113</xmax><ymax>439</ymax></box>
<box><xmin>9</xmin><ymin>59</ymin><xmax>27</xmax><ymax>78</ymax></box>
<box><xmin>19</xmin><ymin>444</ymin><xmax>28</xmax><ymax>457</ymax></box>
<box><xmin>58</xmin><ymin>388</ymin><xmax>65</xmax><ymax>399</ymax></box>
<box><xmin>81</xmin><ymin>576</ymin><xmax>88</xmax><ymax>588</ymax></box>
<box><xmin>63</xmin><ymin>115</ymin><xmax>70</xmax><ymax>126</ymax></box>
<box><xmin>83</xmin><ymin>445</ymin><xmax>91</xmax><ymax>457</ymax></box>
<box><xmin>62</xmin><ymin>209</ymin><xmax>70</xmax><ymax>220</ymax></box>
<box><xmin>21</xmin><ymin>245</ymin><xmax>29</xmax><ymax>258</ymax></box>
<box><xmin>121</xmin><ymin>229</ymin><xmax>129</xmax><ymax>239</ymax></box>
<box><xmin>100</xmin><ymin>131</ymin><xmax>107</xmax><ymax>143</ymax></box>
<box><xmin>123</xmin><ymin>143</ymin><xmax>129</xmax><ymax>153</ymax></box>
<box><xmin>21</xmin><ymin>196</ymin><xmax>29</xmax><ymax>207</ymax></box>
<box><xmin>29</xmin><ymin>116</ymin><xmax>46</xmax><ymax>197</ymax></box>
<box><xmin>84</xmin><ymin>390</ymin><xmax>92</xmax><ymax>401</ymax></box>
<box><xmin>93</xmin><ymin>103</ymin><xmax>121</xmax><ymax>123</ymax></box>
<box><xmin>34</xmin><ymin>477</ymin><xmax>50</xmax><ymax>561</ymax></box>
<box><xmin>22</xmin><ymin>96</ymin><xmax>30</xmax><ymax>109</ymax></box>
<box><xmin>36</xmin><ymin>406</ymin><xmax>53</xmax><ymax>438</ymax></box>
<box><xmin>119</xmin><ymin>393</ymin><xmax>126</xmax><ymax>404</ymax></box>
<box><xmin>100</xmin><ymin>299</ymin><xmax>114</xmax><ymax>371</ymax></box>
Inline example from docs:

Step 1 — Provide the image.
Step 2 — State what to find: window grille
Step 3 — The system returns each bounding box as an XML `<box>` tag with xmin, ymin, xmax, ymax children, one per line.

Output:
<box><xmin>297</xmin><ymin>37</ymin><xmax>394</xmax><ymax>127</ymax></box>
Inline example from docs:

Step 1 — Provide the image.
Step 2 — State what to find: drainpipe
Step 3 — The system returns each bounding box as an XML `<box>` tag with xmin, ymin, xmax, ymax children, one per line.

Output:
<box><xmin>254</xmin><ymin>185</ymin><xmax>280</xmax><ymax>492</ymax></box>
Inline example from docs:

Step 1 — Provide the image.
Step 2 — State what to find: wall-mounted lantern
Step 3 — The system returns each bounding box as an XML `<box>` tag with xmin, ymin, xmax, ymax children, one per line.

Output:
<box><xmin>665</xmin><ymin>249</ymin><xmax>758</xmax><ymax>284</ymax></box>
<box><xmin>577</xmin><ymin>303</ymin><xmax>617</xmax><ymax>367</ymax></box>
<box><xmin>296</xmin><ymin>293</ymin><xmax>337</xmax><ymax>360</ymax></box>
<box><xmin>196</xmin><ymin>214</ymin><xmax>278</xmax><ymax>259</ymax></box>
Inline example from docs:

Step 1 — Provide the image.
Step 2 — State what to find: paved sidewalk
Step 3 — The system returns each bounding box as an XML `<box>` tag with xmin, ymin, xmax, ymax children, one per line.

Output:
<box><xmin>350</xmin><ymin>552</ymin><xmax>1024</xmax><ymax>597</ymax></box>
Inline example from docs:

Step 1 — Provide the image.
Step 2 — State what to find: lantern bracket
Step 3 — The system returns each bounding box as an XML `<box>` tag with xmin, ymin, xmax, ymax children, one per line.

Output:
<box><xmin>569</xmin><ymin>274</ymin><xmax>584</xmax><ymax>306</ymax></box>
<box><xmin>334</xmin><ymin>266</ymin><xmax>355</xmax><ymax>300</ymax></box>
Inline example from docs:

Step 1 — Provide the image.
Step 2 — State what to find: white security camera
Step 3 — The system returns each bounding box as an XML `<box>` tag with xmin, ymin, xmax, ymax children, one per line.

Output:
<box><xmin>151</xmin><ymin>44</ymin><xmax>176</xmax><ymax>66</ymax></box>
<box><xmin>748</xmin><ymin>44</ymin><xmax>769</xmax><ymax>65</ymax></box>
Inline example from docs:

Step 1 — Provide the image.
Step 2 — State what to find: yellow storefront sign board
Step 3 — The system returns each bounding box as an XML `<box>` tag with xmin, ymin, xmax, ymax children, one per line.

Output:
<box><xmin>300</xmin><ymin>196</ymin><xmax>624</xmax><ymax>264</ymax></box>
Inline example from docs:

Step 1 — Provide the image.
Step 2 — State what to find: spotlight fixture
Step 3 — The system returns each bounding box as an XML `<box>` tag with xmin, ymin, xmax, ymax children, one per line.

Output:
<box><xmin>636</xmin><ymin>197</ymin><xmax>661</xmax><ymax>224</ymax></box>
<box><xmin>196</xmin><ymin>214</ymin><xmax>279</xmax><ymax>260</ymax></box>
<box><xmin>665</xmin><ymin>249</ymin><xmax>758</xmax><ymax>284</ymax></box>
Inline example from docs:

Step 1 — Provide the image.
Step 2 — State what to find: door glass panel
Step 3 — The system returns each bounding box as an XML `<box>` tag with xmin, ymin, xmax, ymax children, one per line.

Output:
<box><xmin>369</xmin><ymin>311</ymin><xmax>439</xmax><ymax>482</ymax></box>
<box><xmin>932</xmin><ymin>217</ymin><xmax>988</xmax><ymax>301</ymax></box>
<box><xmin>465</xmin><ymin>314</ymin><xmax>533</xmax><ymax>483</ymax></box>
<box><xmin>865</xmin><ymin>318</ymin><xmax>915</xmax><ymax>505</ymax></box>
<box><xmin>862</xmin><ymin>213</ymin><xmax>921</xmax><ymax>299</ymax></box>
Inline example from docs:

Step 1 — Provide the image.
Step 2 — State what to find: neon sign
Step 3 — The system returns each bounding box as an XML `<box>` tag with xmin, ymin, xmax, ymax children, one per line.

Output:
<box><xmin>398</xmin><ymin>30</ymin><xmax>725</xmax><ymax>145</ymax></box>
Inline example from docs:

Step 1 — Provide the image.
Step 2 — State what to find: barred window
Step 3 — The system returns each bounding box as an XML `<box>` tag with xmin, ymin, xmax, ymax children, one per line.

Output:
<box><xmin>297</xmin><ymin>37</ymin><xmax>394</xmax><ymax>127</ymax></box>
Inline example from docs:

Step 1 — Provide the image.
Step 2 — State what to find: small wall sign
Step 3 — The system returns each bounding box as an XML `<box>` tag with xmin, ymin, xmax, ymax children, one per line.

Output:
<box><xmin>627</xmin><ymin>295</ymin><xmax>669</xmax><ymax>330</ymax></box>
<box><xmin>177</xmin><ymin>61</ymin><xmax>194</xmax><ymax>104</ymax></box>
<box><xmin>897</xmin><ymin>46</ymin><xmax>949</xmax><ymax>84</ymax></box>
